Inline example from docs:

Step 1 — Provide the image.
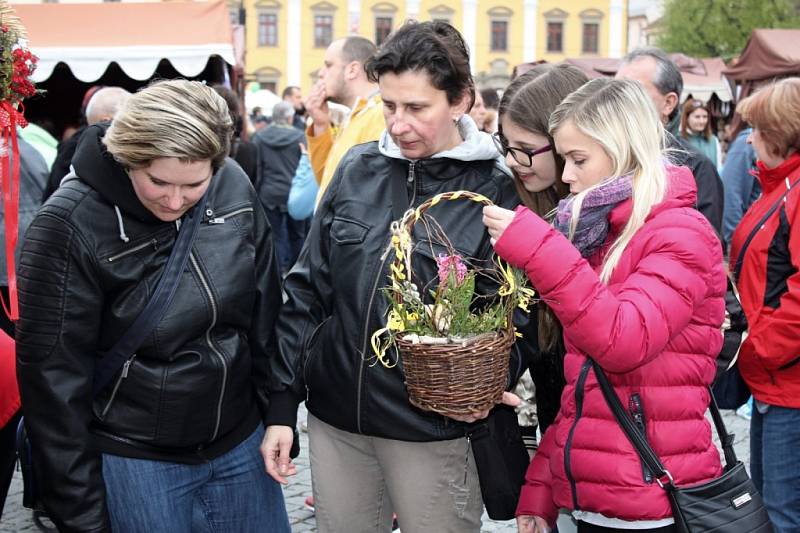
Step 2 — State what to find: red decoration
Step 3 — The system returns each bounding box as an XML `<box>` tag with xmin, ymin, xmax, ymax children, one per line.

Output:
<box><xmin>0</xmin><ymin>6</ymin><xmax>38</xmax><ymax>322</ymax></box>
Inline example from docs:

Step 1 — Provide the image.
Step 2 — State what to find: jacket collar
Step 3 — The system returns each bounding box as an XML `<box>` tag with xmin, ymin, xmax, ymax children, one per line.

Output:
<box><xmin>607</xmin><ymin>164</ymin><xmax>698</xmax><ymax>236</ymax></box>
<box><xmin>754</xmin><ymin>152</ymin><xmax>800</xmax><ymax>194</ymax></box>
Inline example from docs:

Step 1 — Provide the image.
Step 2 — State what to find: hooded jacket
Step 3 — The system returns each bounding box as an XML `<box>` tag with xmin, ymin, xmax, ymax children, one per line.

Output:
<box><xmin>266</xmin><ymin>116</ymin><xmax>530</xmax><ymax>440</ymax></box>
<box><xmin>497</xmin><ymin>166</ymin><xmax>725</xmax><ymax>525</ymax></box>
<box><xmin>253</xmin><ymin>123</ymin><xmax>305</xmax><ymax>210</ymax></box>
<box><xmin>730</xmin><ymin>152</ymin><xmax>800</xmax><ymax>408</ymax></box>
<box><xmin>15</xmin><ymin>124</ymin><xmax>282</xmax><ymax>532</ymax></box>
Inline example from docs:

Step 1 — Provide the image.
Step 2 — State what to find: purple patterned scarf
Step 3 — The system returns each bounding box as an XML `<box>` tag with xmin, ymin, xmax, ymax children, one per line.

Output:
<box><xmin>555</xmin><ymin>175</ymin><xmax>633</xmax><ymax>257</ymax></box>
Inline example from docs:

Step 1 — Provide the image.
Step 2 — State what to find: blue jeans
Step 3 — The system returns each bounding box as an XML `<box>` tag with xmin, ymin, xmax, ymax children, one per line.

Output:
<box><xmin>265</xmin><ymin>208</ymin><xmax>309</xmax><ymax>273</ymax></box>
<box><xmin>102</xmin><ymin>426</ymin><xmax>289</xmax><ymax>533</ymax></box>
<box><xmin>750</xmin><ymin>404</ymin><xmax>800</xmax><ymax>533</ymax></box>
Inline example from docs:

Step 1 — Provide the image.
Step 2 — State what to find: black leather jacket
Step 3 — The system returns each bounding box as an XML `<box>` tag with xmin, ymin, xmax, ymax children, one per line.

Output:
<box><xmin>266</xmin><ymin>137</ymin><xmax>530</xmax><ymax>441</ymax></box>
<box><xmin>15</xmin><ymin>125</ymin><xmax>282</xmax><ymax>532</ymax></box>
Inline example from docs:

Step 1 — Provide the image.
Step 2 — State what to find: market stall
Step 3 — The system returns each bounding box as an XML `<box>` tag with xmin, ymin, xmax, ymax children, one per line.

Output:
<box><xmin>15</xmin><ymin>0</ymin><xmax>239</xmax><ymax>136</ymax></box>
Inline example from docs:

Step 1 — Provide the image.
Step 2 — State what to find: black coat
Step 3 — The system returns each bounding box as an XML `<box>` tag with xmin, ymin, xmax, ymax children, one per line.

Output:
<box><xmin>265</xmin><ymin>141</ymin><xmax>531</xmax><ymax>441</ymax></box>
<box><xmin>669</xmin><ymin>135</ymin><xmax>724</xmax><ymax>235</ymax></box>
<box><xmin>44</xmin><ymin>125</ymin><xmax>86</xmax><ymax>201</ymax></box>
<box><xmin>16</xmin><ymin>124</ymin><xmax>282</xmax><ymax>532</ymax></box>
<box><xmin>253</xmin><ymin>124</ymin><xmax>305</xmax><ymax>211</ymax></box>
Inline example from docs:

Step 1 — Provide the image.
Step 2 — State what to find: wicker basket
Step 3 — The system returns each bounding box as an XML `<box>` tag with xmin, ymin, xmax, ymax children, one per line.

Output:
<box><xmin>392</xmin><ymin>191</ymin><xmax>515</xmax><ymax>417</ymax></box>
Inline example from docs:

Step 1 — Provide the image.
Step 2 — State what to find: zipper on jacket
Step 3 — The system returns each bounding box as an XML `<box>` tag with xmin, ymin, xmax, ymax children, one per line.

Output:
<box><xmin>355</xmin><ymin>161</ymin><xmax>417</xmax><ymax>433</ymax></box>
<box><xmin>189</xmin><ymin>250</ymin><xmax>227</xmax><ymax>442</ymax></box>
<box><xmin>629</xmin><ymin>393</ymin><xmax>653</xmax><ymax>483</ymax></box>
<box><xmin>107</xmin><ymin>238</ymin><xmax>158</xmax><ymax>263</ymax></box>
<box><xmin>100</xmin><ymin>354</ymin><xmax>137</xmax><ymax>419</ymax></box>
<box><xmin>564</xmin><ymin>360</ymin><xmax>591</xmax><ymax>511</ymax></box>
<box><xmin>207</xmin><ymin>207</ymin><xmax>254</xmax><ymax>224</ymax></box>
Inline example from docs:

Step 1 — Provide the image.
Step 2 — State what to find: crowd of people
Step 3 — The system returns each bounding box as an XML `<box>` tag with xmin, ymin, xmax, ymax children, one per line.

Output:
<box><xmin>0</xmin><ymin>18</ymin><xmax>797</xmax><ymax>533</ymax></box>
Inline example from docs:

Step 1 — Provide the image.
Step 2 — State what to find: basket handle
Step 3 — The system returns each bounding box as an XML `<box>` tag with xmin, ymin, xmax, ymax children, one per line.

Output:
<box><xmin>399</xmin><ymin>190</ymin><xmax>494</xmax><ymax>235</ymax></box>
<box><xmin>389</xmin><ymin>189</ymin><xmax>502</xmax><ymax>311</ymax></box>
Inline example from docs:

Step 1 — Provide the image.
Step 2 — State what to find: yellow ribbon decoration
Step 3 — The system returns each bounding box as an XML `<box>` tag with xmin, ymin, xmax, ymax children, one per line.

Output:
<box><xmin>370</xmin><ymin>327</ymin><xmax>398</xmax><ymax>368</ymax></box>
<box><xmin>387</xmin><ymin>309</ymin><xmax>405</xmax><ymax>332</ymax></box>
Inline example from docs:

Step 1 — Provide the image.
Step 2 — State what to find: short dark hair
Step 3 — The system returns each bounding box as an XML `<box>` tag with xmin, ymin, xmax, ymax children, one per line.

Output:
<box><xmin>212</xmin><ymin>84</ymin><xmax>243</xmax><ymax>135</ymax></box>
<box><xmin>282</xmin><ymin>86</ymin><xmax>300</xmax><ymax>99</ymax></box>
<box><xmin>365</xmin><ymin>20</ymin><xmax>474</xmax><ymax>109</ymax></box>
<box><xmin>341</xmin><ymin>36</ymin><xmax>378</xmax><ymax>66</ymax></box>
<box><xmin>620</xmin><ymin>47</ymin><xmax>683</xmax><ymax>121</ymax></box>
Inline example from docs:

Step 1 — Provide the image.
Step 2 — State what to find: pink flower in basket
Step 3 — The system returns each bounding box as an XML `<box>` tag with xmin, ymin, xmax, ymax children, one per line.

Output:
<box><xmin>436</xmin><ymin>253</ymin><xmax>467</xmax><ymax>286</ymax></box>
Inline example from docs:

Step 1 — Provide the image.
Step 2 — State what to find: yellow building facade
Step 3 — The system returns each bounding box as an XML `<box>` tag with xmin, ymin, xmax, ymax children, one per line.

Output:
<box><xmin>239</xmin><ymin>0</ymin><xmax>627</xmax><ymax>93</ymax></box>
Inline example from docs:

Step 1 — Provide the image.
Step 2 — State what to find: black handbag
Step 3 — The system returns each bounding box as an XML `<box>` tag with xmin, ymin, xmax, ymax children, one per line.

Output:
<box><xmin>16</xmin><ymin>190</ymin><xmax>209</xmax><ymax>510</ymax></box>
<box><xmin>466</xmin><ymin>404</ymin><xmax>530</xmax><ymax>520</ymax></box>
<box><xmin>713</xmin><ymin>274</ymin><xmax>750</xmax><ymax>410</ymax></box>
<box><xmin>591</xmin><ymin>360</ymin><xmax>772</xmax><ymax>533</ymax></box>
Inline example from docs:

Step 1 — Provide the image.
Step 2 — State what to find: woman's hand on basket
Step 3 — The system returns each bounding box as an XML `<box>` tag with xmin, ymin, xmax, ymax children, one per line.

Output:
<box><xmin>482</xmin><ymin>205</ymin><xmax>517</xmax><ymax>245</ymax></box>
<box><xmin>448</xmin><ymin>392</ymin><xmax>522</xmax><ymax>423</ymax></box>
<box><xmin>517</xmin><ymin>515</ymin><xmax>551</xmax><ymax>533</ymax></box>
<box><xmin>261</xmin><ymin>425</ymin><xmax>297</xmax><ymax>484</ymax></box>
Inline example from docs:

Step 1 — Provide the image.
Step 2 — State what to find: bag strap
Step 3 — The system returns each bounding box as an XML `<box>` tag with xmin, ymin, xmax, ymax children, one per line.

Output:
<box><xmin>92</xmin><ymin>190</ymin><xmax>210</xmax><ymax>397</ymax></box>
<box><xmin>733</xmin><ymin>176</ymin><xmax>800</xmax><ymax>283</ymax></box>
<box><xmin>590</xmin><ymin>359</ymin><xmax>738</xmax><ymax>489</ymax></box>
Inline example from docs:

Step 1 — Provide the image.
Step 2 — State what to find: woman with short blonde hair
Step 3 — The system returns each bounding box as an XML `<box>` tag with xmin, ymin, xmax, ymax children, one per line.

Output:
<box><xmin>483</xmin><ymin>78</ymin><xmax>726</xmax><ymax>533</ymax></box>
<box><xmin>16</xmin><ymin>80</ymin><xmax>290</xmax><ymax>532</ymax></box>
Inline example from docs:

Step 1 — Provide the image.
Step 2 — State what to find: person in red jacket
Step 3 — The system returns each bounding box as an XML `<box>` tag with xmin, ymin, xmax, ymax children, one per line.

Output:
<box><xmin>729</xmin><ymin>78</ymin><xmax>800</xmax><ymax>533</ymax></box>
<box><xmin>483</xmin><ymin>78</ymin><xmax>726</xmax><ymax>533</ymax></box>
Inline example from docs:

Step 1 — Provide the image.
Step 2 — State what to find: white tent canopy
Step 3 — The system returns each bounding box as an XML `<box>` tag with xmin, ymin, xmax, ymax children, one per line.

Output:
<box><xmin>16</xmin><ymin>2</ymin><xmax>235</xmax><ymax>83</ymax></box>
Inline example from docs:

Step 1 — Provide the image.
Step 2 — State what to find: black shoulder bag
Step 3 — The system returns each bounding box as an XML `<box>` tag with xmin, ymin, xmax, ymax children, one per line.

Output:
<box><xmin>591</xmin><ymin>360</ymin><xmax>772</xmax><ymax>533</ymax></box>
<box><xmin>16</xmin><ymin>191</ymin><xmax>208</xmax><ymax>510</ymax></box>
<box><xmin>714</xmin><ymin>176</ymin><xmax>800</xmax><ymax>409</ymax></box>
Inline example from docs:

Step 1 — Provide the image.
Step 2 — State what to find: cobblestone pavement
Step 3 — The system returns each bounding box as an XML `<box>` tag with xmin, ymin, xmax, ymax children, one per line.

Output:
<box><xmin>1</xmin><ymin>406</ymin><xmax>751</xmax><ymax>533</ymax></box>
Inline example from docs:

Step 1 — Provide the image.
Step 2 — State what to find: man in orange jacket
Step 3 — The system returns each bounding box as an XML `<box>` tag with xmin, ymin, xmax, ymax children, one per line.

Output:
<box><xmin>303</xmin><ymin>36</ymin><xmax>385</xmax><ymax>205</ymax></box>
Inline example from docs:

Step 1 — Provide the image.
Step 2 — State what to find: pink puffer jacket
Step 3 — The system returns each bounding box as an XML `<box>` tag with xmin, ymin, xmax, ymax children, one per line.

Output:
<box><xmin>496</xmin><ymin>165</ymin><xmax>725</xmax><ymax>525</ymax></box>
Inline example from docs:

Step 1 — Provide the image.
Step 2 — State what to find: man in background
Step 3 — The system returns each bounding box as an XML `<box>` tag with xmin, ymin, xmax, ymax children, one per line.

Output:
<box><xmin>303</xmin><ymin>36</ymin><xmax>384</xmax><ymax>203</ymax></box>
<box><xmin>45</xmin><ymin>86</ymin><xmax>131</xmax><ymax>200</ymax></box>
<box><xmin>253</xmin><ymin>101</ymin><xmax>308</xmax><ymax>274</ymax></box>
<box><xmin>616</xmin><ymin>47</ymin><xmax>724</xmax><ymax>235</ymax></box>
<box><xmin>282</xmin><ymin>86</ymin><xmax>307</xmax><ymax>130</ymax></box>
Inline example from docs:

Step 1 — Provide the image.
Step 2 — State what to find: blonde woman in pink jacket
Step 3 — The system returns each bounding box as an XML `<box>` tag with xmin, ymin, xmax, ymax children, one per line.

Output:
<box><xmin>483</xmin><ymin>78</ymin><xmax>726</xmax><ymax>533</ymax></box>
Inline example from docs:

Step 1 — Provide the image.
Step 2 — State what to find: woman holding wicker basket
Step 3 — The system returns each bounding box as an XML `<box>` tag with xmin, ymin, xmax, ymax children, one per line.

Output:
<box><xmin>263</xmin><ymin>20</ymin><xmax>529</xmax><ymax>532</ymax></box>
<box><xmin>483</xmin><ymin>78</ymin><xmax>727</xmax><ymax>533</ymax></box>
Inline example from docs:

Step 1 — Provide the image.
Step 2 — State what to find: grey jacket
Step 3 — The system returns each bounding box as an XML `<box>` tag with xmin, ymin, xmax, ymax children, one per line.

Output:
<box><xmin>0</xmin><ymin>137</ymin><xmax>48</xmax><ymax>285</ymax></box>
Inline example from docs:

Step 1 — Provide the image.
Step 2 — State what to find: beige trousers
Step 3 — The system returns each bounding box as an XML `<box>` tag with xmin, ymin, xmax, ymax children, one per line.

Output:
<box><xmin>307</xmin><ymin>413</ymin><xmax>484</xmax><ymax>533</ymax></box>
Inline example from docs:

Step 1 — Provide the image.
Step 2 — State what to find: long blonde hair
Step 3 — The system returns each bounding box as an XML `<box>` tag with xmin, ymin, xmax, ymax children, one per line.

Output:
<box><xmin>549</xmin><ymin>78</ymin><xmax>668</xmax><ymax>283</ymax></box>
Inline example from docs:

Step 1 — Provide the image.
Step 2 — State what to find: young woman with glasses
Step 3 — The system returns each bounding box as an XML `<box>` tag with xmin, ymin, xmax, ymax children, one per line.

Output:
<box><xmin>492</xmin><ymin>64</ymin><xmax>589</xmax><ymax>455</ymax></box>
<box><xmin>484</xmin><ymin>77</ymin><xmax>726</xmax><ymax>533</ymax></box>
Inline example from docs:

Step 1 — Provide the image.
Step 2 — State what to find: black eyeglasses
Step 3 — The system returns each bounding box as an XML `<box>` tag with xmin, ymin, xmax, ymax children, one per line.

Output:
<box><xmin>492</xmin><ymin>132</ymin><xmax>552</xmax><ymax>167</ymax></box>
